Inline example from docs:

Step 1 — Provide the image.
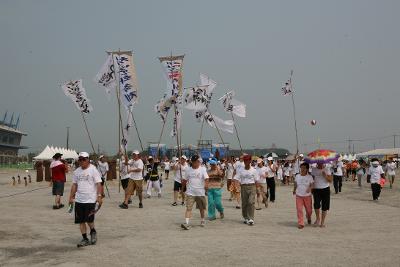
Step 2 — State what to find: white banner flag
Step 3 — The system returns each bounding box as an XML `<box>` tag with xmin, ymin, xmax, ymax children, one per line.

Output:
<box><xmin>219</xmin><ymin>91</ymin><xmax>246</xmax><ymax>118</ymax></box>
<box><xmin>203</xmin><ymin>111</ymin><xmax>234</xmax><ymax>134</ymax></box>
<box><xmin>94</xmin><ymin>54</ymin><xmax>116</xmax><ymax>95</ymax></box>
<box><xmin>114</xmin><ymin>53</ymin><xmax>138</xmax><ymax>108</ymax></box>
<box><xmin>170</xmin><ymin>96</ymin><xmax>183</xmax><ymax>137</ymax></box>
<box><xmin>158</xmin><ymin>55</ymin><xmax>184</xmax><ymax>101</ymax></box>
<box><xmin>154</xmin><ymin>97</ymin><xmax>173</xmax><ymax>122</ymax></box>
<box><xmin>61</xmin><ymin>79</ymin><xmax>93</xmax><ymax>114</ymax></box>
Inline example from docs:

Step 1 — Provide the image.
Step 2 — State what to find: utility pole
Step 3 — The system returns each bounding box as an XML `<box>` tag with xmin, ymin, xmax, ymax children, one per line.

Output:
<box><xmin>66</xmin><ymin>127</ymin><xmax>70</xmax><ymax>149</ymax></box>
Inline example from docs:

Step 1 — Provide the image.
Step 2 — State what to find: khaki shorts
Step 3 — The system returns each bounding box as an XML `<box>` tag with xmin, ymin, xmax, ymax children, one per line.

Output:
<box><xmin>186</xmin><ymin>195</ymin><xmax>206</xmax><ymax>211</ymax></box>
<box><xmin>126</xmin><ymin>179</ymin><xmax>143</xmax><ymax>196</ymax></box>
<box><xmin>256</xmin><ymin>183</ymin><xmax>267</xmax><ymax>194</ymax></box>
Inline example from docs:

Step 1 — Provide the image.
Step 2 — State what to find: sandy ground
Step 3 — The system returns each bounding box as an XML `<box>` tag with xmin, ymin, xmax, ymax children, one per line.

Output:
<box><xmin>0</xmin><ymin>169</ymin><xmax>399</xmax><ymax>267</ymax></box>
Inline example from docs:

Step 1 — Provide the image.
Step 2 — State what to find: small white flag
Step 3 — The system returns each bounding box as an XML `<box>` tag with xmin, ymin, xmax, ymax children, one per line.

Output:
<box><xmin>219</xmin><ymin>91</ymin><xmax>246</xmax><ymax>118</ymax></box>
<box><xmin>203</xmin><ymin>111</ymin><xmax>234</xmax><ymax>134</ymax></box>
<box><xmin>61</xmin><ymin>79</ymin><xmax>93</xmax><ymax>114</ymax></box>
<box><xmin>94</xmin><ymin>54</ymin><xmax>116</xmax><ymax>95</ymax></box>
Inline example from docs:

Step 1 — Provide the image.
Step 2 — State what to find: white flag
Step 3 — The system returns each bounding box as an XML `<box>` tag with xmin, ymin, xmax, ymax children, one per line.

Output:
<box><xmin>203</xmin><ymin>111</ymin><xmax>234</xmax><ymax>134</ymax></box>
<box><xmin>158</xmin><ymin>55</ymin><xmax>184</xmax><ymax>101</ymax></box>
<box><xmin>94</xmin><ymin>54</ymin><xmax>116</xmax><ymax>95</ymax></box>
<box><xmin>184</xmin><ymin>85</ymin><xmax>210</xmax><ymax>111</ymax></box>
<box><xmin>61</xmin><ymin>79</ymin><xmax>93</xmax><ymax>114</ymax></box>
<box><xmin>219</xmin><ymin>91</ymin><xmax>246</xmax><ymax>118</ymax></box>
<box><xmin>200</xmin><ymin>73</ymin><xmax>217</xmax><ymax>94</ymax></box>
<box><xmin>114</xmin><ymin>53</ymin><xmax>138</xmax><ymax>109</ymax></box>
<box><xmin>154</xmin><ymin>97</ymin><xmax>173</xmax><ymax>122</ymax></box>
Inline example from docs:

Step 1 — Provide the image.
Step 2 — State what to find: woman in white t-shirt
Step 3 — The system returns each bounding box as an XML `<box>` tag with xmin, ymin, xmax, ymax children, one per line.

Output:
<box><xmin>310</xmin><ymin>163</ymin><xmax>333</xmax><ymax>228</ymax></box>
<box><xmin>293</xmin><ymin>162</ymin><xmax>314</xmax><ymax>229</ymax></box>
<box><xmin>386</xmin><ymin>159</ymin><xmax>396</xmax><ymax>189</ymax></box>
<box><xmin>226</xmin><ymin>157</ymin><xmax>235</xmax><ymax>201</ymax></box>
<box><xmin>163</xmin><ymin>158</ymin><xmax>171</xmax><ymax>180</ymax></box>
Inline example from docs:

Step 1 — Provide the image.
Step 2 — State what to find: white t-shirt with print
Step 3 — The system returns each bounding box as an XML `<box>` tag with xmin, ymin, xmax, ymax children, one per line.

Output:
<box><xmin>184</xmin><ymin>167</ymin><xmax>209</xmax><ymax>196</ymax></box>
<box><xmin>233</xmin><ymin>161</ymin><xmax>244</xmax><ymax>171</ymax></box>
<box><xmin>368</xmin><ymin>165</ymin><xmax>384</xmax><ymax>184</ymax></box>
<box><xmin>295</xmin><ymin>174</ymin><xmax>314</xmax><ymax>197</ymax></box>
<box><xmin>311</xmin><ymin>166</ymin><xmax>332</xmax><ymax>189</ymax></box>
<box><xmin>333</xmin><ymin>161</ymin><xmax>344</xmax><ymax>176</ymax></box>
<box><xmin>72</xmin><ymin>164</ymin><xmax>102</xmax><ymax>203</ymax></box>
<box><xmin>266</xmin><ymin>164</ymin><xmax>275</xmax><ymax>178</ymax></box>
<box><xmin>174</xmin><ymin>163</ymin><xmax>188</xmax><ymax>183</ymax></box>
<box><xmin>235</xmin><ymin>167</ymin><xmax>260</xmax><ymax>185</ymax></box>
<box><xmin>226</xmin><ymin>163</ymin><xmax>235</xmax><ymax>180</ymax></box>
<box><xmin>256</xmin><ymin>166</ymin><xmax>267</xmax><ymax>184</ymax></box>
<box><xmin>129</xmin><ymin>159</ymin><xmax>144</xmax><ymax>180</ymax></box>
<box><xmin>97</xmin><ymin>161</ymin><xmax>109</xmax><ymax>177</ymax></box>
<box><xmin>120</xmin><ymin>159</ymin><xmax>131</xmax><ymax>180</ymax></box>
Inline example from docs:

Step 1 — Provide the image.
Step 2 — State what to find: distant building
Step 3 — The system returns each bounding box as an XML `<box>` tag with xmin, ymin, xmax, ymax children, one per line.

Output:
<box><xmin>0</xmin><ymin>112</ymin><xmax>28</xmax><ymax>164</ymax></box>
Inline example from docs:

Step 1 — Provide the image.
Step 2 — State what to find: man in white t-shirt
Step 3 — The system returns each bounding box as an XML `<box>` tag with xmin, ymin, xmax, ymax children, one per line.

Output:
<box><xmin>231</xmin><ymin>156</ymin><xmax>244</xmax><ymax>209</ymax></box>
<box><xmin>97</xmin><ymin>155</ymin><xmax>109</xmax><ymax>198</ymax></box>
<box><xmin>226</xmin><ymin>156</ymin><xmax>235</xmax><ymax>201</ymax></box>
<box><xmin>68</xmin><ymin>152</ymin><xmax>102</xmax><ymax>247</ymax></box>
<box><xmin>119</xmin><ymin>150</ymin><xmax>144</xmax><ymax>209</ymax></box>
<box><xmin>163</xmin><ymin>158</ymin><xmax>171</xmax><ymax>180</ymax></box>
<box><xmin>386</xmin><ymin>159</ymin><xmax>396</xmax><ymax>189</ymax></box>
<box><xmin>293</xmin><ymin>162</ymin><xmax>314</xmax><ymax>229</ymax></box>
<box><xmin>172</xmin><ymin>155</ymin><xmax>188</xmax><ymax>206</ymax></box>
<box><xmin>236</xmin><ymin>154</ymin><xmax>260</xmax><ymax>225</ymax></box>
<box><xmin>181</xmin><ymin>155</ymin><xmax>209</xmax><ymax>230</ymax></box>
<box><xmin>255</xmin><ymin>159</ymin><xmax>268</xmax><ymax>210</ymax></box>
<box><xmin>332</xmin><ymin>160</ymin><xmax>344</xmax><ymax>194</ymax></box>
<box><xmin>119</xmin><ymin>155</ymin><xmax>132</xmax><ymax>204</ymax></box>
<box><xmin>367</xmin><ymin>159</ymin><xmax>385</xmax><ymax>200</ymax></box>
<box><xmin>311</xmin><ymin>163</ymin><xmax>333</xmax><ymax>228</ymax></box>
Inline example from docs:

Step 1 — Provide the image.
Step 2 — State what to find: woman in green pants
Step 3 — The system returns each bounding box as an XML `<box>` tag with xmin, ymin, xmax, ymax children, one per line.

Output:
<box><xmin>206</xmin><ymin>159</ymin><xmax>225</xmax><ymax>220</ymax></box>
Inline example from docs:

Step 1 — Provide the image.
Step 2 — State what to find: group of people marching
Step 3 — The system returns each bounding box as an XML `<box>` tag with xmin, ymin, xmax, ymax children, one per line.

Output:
<box><xmin>48</xmin><ymin>150</ymin><xmax>396</xmax><ymax>247</ymax></box>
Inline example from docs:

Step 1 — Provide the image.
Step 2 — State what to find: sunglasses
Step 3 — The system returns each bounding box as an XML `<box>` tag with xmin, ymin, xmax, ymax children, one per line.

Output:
<box><xmin>78</xmin><ymin>157</ymin><xmax>89</xmax><ymax>161</ymax></box>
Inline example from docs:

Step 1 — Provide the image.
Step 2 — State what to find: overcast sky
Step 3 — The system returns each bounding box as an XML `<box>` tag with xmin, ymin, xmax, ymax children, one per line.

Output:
<box><xmin>1</xmin><ymin>0</ymin><xmax>399</xmax><ymax>155</ymax></box>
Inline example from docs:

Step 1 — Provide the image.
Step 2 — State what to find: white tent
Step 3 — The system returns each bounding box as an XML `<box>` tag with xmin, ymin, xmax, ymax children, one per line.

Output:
<box><xmin>34</xmin><ymin>145</ymin><xmax>79</xmax><ymax>160</ymax></box>
<box><xmin>356</xmin><ymin>148</ymin><xmax>400</xmax><ymax>157</ymax></box>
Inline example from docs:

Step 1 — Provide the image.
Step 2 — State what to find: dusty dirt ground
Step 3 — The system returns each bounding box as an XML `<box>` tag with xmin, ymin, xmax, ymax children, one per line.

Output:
<box><xmin>0</xmin><ymin>169</ymin><xmax>399</xmax><ymax>267</ymax></box>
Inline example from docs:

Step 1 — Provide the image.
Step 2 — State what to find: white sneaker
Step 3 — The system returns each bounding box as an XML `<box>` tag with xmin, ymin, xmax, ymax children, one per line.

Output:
<box><xmin>248</xmin><ymin>219</ymin><xmax>254</xmax><ymax>226</ymax></box>
<box><xmin>200</xmin><ymin>220</ymin><xmax>206</xmax><ymax>227</ymax></box>
<box><xmin>243</xmin><ymin>219</ymin><xmax>249</xmax><ymax>224</ymax></box>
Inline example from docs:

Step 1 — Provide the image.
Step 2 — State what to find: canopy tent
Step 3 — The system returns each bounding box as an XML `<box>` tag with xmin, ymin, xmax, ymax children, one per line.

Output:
<box><xmin>34</xmin><ymin>145</ymin><xmax>79</xmax><ymax>160</ymax></box>
<box><xmin>356</xmin><ymin>148</ymin><xmax>400</xmax><ymax>157</ymax></box>
<box><xmin>264</xmin><ymin>152</ymin><xmax>278</xmax><ymax>158</ymax></box>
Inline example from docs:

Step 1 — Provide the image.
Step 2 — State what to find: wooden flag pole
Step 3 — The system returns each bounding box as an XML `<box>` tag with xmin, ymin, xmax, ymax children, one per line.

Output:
<box><xmin>289</xmin><ymin>71</ymin><xmax>299</xmax><ymax>155</ymax></box>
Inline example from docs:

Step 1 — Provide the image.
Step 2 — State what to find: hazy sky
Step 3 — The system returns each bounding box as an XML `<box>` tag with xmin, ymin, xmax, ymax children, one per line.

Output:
<box><xmin>1</xmin><ymin>0</ymin><xmax>399</xmax><ymax>155</ymax></box>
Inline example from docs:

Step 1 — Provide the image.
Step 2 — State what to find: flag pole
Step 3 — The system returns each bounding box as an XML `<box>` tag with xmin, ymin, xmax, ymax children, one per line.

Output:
<box><xmin>290</xmin><ymin>70</ymin><xmax>300</xmax><ymax>154</ymax></box>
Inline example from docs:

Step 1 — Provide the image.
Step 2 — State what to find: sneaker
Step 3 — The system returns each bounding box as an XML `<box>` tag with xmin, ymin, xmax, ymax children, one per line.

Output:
<box><xmin>90</xmin><ymin>231</ymin><xmax>97</xmax><ymax>245</ymax></box>
<box><xmin>236</xmin><ymin>206</ymin><xmax>241</xmax><ymax>209</ymax></box>
<box><xmin>158</xmin><ymin>193</ymin><xmax>162</xmax><ymax>198</ymax></box>
<box><xmin>77</xmin><ymin>238</ymin><xmax>90</xmax><ymax>248</ymax></box>
<box><xmin>220</xmin><ymin>212</ymin><xmax>224</xmax><ymax>219</ymax></box>
<box><xmin>59</xmin><ymin>204</ymin><xmax>65</xmax><ymax>208</ymax></box>
<box><xmin>243</xmin><ymin>219</ymin><xmax>249</xmax><ymax>224</ymax></box>
<box><xmin>256</xmin><ymin>208</ymin><xmax>262</xmax><ymax>211</ymax></box>
<box><xmin>298</xmin><ymin>225</ymin><xmax>304</xmax><ymax>229</ymax></box>
<box><xmin>307</xmin><ymin>219</ymin><xmax>312</xmax><ymax>225</ymax></box>
<box><xmin>139</xmin><ymin>203</ymin><xmax>143</xmax><ymax>208</ymax></box>
<box><xmin>172</xmin><ymin>202</ymin><xmax>178</xmax><ymax>206</ymax></box>
<box><xmin>145</xmin><ymin>195</ymin><xmax>151</xmax><ymax>199</ymax></box>
<box><xmin>181</xmin><ymin>202</ymin><xmax>185</xmax><ymax>206</ymax></box>
<box><xmin>248</xmin><ymin>219</ymin><xmax>254</xmax><ymax>226</ymax></box>
<box><xmin>208</xmin><ymin>217</ymin><xmax>216</xmax><ymax>221</ymax></box>
<box><xmin>181</xmin><ymin>223</ymin><xmax>191</xmax><ymax>230</ymax></box>
<box><xmin>52</xmin><ymin>205</ymin><xmax>60</xmax><ymax>210</ymax></box>
<box><xmin>128</xmin><ymin>199</ymin><xmax>132</xmax><ymax>204</ymax></box>
<box><xmin>200</xmin><ymin>221</ymin><xmax>206</xmax><ymax>227</ymax></box>
<box><xmin>119</xmin><ymin>203</ymin><xmax>128</xmax><ymax>209</ymax></box>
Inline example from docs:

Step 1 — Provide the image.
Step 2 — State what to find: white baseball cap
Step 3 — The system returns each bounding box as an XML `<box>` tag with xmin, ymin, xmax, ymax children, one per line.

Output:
<box><xmin>267</xmin><ymin>157</ymin><xmax>273</xmax><ymax>161</ymax></box>
<box><xmin>78</xmin><ymin>152</ymin><xmax>89</xmax><ymax>158</ymax></box>
<box><xmin>148</xmin><ymin>156</ymin><xmax>153</xmax><ymax>159</ymax></box>
<box><xmin>299</xmin><ymin>154</ymin><xmax>304</xmax><ymax>157</ymax></box>
<box><xmin>132</xmin><ymin>150</ymin><xmax>140</xmax><ymax>155</ymax></box>
<box><xmin>181</xmin><ymin>155</ymin><xmax>187</xmax><ymax>160</ymax></box>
